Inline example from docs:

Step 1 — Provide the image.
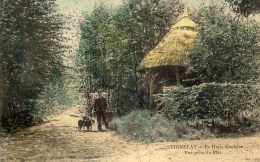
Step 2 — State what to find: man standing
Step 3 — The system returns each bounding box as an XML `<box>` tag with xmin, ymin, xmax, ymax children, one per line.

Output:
<box><xmin>94</xmin><ymin>90</ymin><xmax>109</xmax><ymax>131</ymax></box>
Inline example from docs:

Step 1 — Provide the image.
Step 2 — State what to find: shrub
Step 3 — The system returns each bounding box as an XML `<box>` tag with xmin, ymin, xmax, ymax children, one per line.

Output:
<box><xmin>1</xmin><ymin>110</ymin><xmax>33</xmax><ymax>132</ymax></box>
<box><xmin>110</xmin><ymin>110</ymin><xmax>204</xmax><ymax>142</ymax></box>
<box><xmin>161</xmin><ymin>83</ymin><xmax>260</xmax><ymax>128</ymax></box>
<box><xmin>189</xmin><ymin>5</ymin><xmax>260</xmax><ymax>84</ymax></box>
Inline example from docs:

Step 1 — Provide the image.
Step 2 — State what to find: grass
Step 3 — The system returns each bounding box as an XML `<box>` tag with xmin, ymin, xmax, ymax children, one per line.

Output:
<box><xmin>110</xmin><ymin>109</ymin><xmax>260</xmax><ymax>143</ymax></box>
<box><xmin>110</xmin><ymin>110</ymin><xmax>214</xmax><ymax>142</ymax></box>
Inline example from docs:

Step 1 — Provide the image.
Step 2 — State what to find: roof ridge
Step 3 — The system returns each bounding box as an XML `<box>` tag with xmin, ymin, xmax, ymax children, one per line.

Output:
<box><xmin>181</xmin><ymin>7</ymin><xmax>189</xmax><ymax>19</ymax></box>
<box><xmin>172</xmin><ymin>8</ymin><xmax>196</xmax><ymax>28</ymax></box>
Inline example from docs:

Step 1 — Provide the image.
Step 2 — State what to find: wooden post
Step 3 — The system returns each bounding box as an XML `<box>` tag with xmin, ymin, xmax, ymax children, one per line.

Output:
<box><xmin>149</xmin><ymin>75</ymin><xmax>155</xmax><ymax>110</ymax></box>
<box><xmin>175</xmin><ymin>66</ymin><xmax>180</xmax><ymax>86</ymax></box>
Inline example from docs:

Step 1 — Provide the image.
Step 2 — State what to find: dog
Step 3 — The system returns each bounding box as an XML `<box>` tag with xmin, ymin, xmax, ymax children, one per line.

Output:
<box><xmin>78</xmin><ymin>115</ymin><xmax>95</xmax><ymax>131</ymax></box>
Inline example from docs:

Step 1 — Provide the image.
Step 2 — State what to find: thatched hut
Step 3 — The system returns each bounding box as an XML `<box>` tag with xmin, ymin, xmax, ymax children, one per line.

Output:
<box><xmin>139</xmin><ymin>9</ymin><xmax>198</xmax><ymax>108</ymax></box>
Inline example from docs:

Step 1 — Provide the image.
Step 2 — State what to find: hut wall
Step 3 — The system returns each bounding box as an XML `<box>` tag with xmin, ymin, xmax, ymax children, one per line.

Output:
<box><xmin>150</xmin><ymin>66</ymin><xmax>186</xmax><ymax>94</ymax></box>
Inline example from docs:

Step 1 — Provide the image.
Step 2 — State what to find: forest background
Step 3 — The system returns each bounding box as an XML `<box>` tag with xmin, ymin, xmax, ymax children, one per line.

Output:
<box><xmin>0</xmin><ymin>0</ymin><xmax>259</xmax><ymax>139</ymax></box>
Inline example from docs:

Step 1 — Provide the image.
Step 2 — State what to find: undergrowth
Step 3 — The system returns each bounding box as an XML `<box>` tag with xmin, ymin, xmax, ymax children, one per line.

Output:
<box><xmin>110</xmin><ymin>110</ymin><xmax>214</xmax><ymax>142</ymax></box>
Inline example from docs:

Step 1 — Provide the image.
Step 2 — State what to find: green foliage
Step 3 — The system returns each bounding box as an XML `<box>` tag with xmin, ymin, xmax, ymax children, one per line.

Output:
<box><xmin>225</xmin><ymin>0</ymin><xmax>260</xmax><ymax>16</ymax></box>
<box><xmin>158</xmin><ymin>86</ymin><xmax>197</xmax><ymax>119</ymax></box>
<box><xmin>33</xmin><ymin>81</ymin><xmax>72</xmax><ymax>121</ymax></box>
<box><xmin>161</xmin><ymin>83</ymin><xmax>260</xmax><ymax>127</ymax></box>
<box><xmin>110</xmin><ymin>110</ymin><xmax>203</xmax><ymax>142</ymax></box>
<box><xmin>79</xmin><ymin>0</ymin><xmax>182</xmax><ymax>115</ymax></box>
<box><xmin>0</xmin><ymin>0</ymin><xmax>65</xmax><ymax>129</ymax></box>
<box><xmin>189</xmin><ymin>5</ymin><xmax>260</xmax><ymax>84</ymax></box>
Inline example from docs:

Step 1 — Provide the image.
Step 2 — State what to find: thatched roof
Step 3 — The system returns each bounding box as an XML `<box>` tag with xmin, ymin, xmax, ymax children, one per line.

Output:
<box><xmin>172</xmin><ymin>9</ymin><xmax>196</xmax><ymax>29</ymax></box>
<box><xmin>139</xmin><ymin>9</ymin><xmax>197</xmax><ymax>69</ymax></box>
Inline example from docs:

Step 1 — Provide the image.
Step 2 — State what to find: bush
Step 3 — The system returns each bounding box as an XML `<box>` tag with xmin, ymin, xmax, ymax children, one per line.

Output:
<box><xmin>1</xmin><ymin>110</ymin><xmax>33</xmax><ymax>132</ymax></box>
<box><xmin>189</xmin><ymin>5</ymin><xmax>260</xmax><ymax>84</ymax></box>
<box><xmin>110</xmin><ymin>110</ymin><xmax>204</xmax><ymax>142</ymax></box>
<box><xmin>161</xmin><ymin>83</ymin><xmax>260</xmax><ymax>128</ymax></box>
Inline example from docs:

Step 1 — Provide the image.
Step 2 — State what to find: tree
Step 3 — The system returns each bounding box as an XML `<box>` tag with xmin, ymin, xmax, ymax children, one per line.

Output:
<box><xmin>0</xmin><ymin>0</ymin><xmax>64</xmax><ymax>130</ymax></box>
<box><xmin>79</xmin><ymin>0</ymin><xmax>182</xmax><ymax>115</ymax></box>
<box><xmin>226</xmin><ymin>0</ymin><xmax>260</xmax><ymax>16</ymax></box>
<box><xmin>189</xmin><ymin>5</ymin><xmax>260</xmax><ymax>84</ymax></box>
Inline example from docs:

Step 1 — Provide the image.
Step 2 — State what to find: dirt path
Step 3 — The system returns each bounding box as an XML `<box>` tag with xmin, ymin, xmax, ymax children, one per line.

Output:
<box><xmin>0</xmin><ymin>107</ymin><xmax>260</xmax><ymax>162</ymax></box>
